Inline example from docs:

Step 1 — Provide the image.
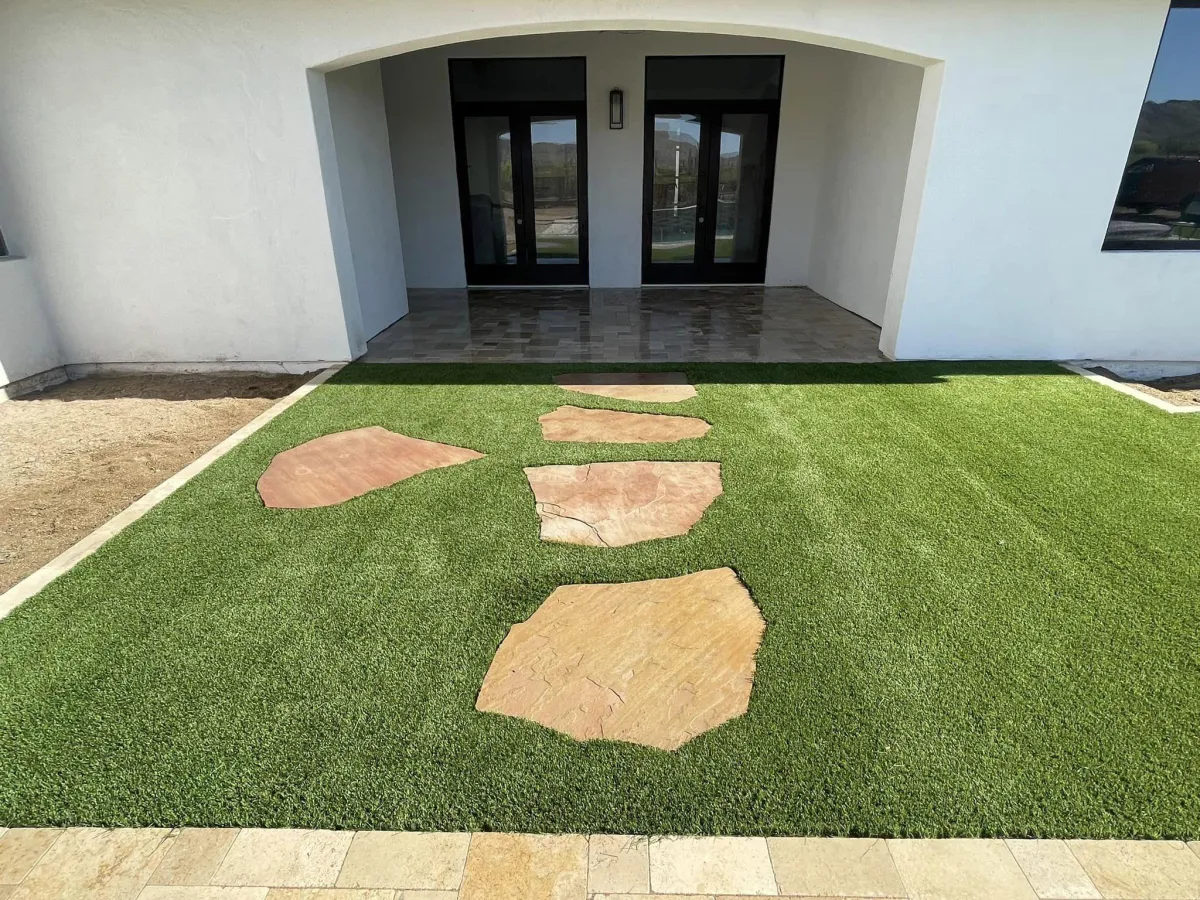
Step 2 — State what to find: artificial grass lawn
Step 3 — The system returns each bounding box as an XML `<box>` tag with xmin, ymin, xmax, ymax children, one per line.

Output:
<box><xmin>1</xmin><ymin>362</ymin><xmax>1198</xmax><ymax>838</ymax></box>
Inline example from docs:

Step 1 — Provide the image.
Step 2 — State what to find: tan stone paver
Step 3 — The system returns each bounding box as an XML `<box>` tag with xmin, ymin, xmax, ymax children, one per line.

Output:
<box><xmin>337</xmin><ymin>831</ymin><xmax>469</xmax><ymax>890</ymax></box>
<box><xmin>525</xmin><ymin>461</ymin><xmax>722</xmax><ymax>547</ymax></box>
<box><xmin>396</xmin><ymin>893</ymin><xmax>458</xmax><ymax>900</ymax></box>
<box><xmin>553</xmin><ymin>372</ymin><xmax>697</xmax><ymax>403</ymax></box>
<box><xmin>139</xmin><ymin>888</ymin><xmax>269</xmax><ymax>900</ymax></box>
<box><xmin>539</xmin><ymin>406</ymin><xmax>711</xmax><ymax>443</ymax></box>
<box><xmin>10</xmin><ymin>827</ymin><xmax>171</xmax><ymax>900</ymax></box>
<box><xmin>767</xmin><ymin>837</ymin><xmax>906</xmax><ymax>897</ymax></box>
<box><xmin>458</xmin><ymin>833</ymin><xmax>587</xmax><ymax>900</ymax></box>
<box><xmin>263</xmin><ymin>890</ymin><xmax>394</xmax><ymax>900</ymax></box>
<box><xmin>1006</xmin><ymin>840</ymin><xmax>1101</xmax><ymax>899</ymax></box>
<box><xmin>257</xmin><ymin>427</ymin><xmax>483</xmax><ymax>509</ymax></box>
<box><xmin>649</xmin><ymin>836</ymin><xmax>778</xmax><ymax>895</ymax></box>
<box><xmin>589</xmin><ymin>835</ymin><xmax>650</xmax><ymax>894</ymax></box>
<box><xmin>211</xmin><ymin>830</ymin><xmax>353</xmax><ymax>888</ymax></box>
<box><xmin>0</xmin><ymin>828</ymin><xmax>62</xmax><ymax>885</ymax></box>
<box><xmin>150</xmin><ymin>829</ymin><xmax>240</xmax><ymax>886</ymax></box>
<box><xmin>0</xmin><ymin>887</ymin><xmax>14</xmax><ymax>900</ymax></box>
<box><xmin>1067</xmin><ymin>840</ymin><xmax>1200</xmax><ymax>899</ymax></box>
<box><xmin>887</xmin><ymin>838</ymin><xmax>1038</xmax><ymax>900</ymax></box>
<box><xmin>476</xmin><ymin>568</ymin><xmax>764</xmax><ymax>751</ymax></box>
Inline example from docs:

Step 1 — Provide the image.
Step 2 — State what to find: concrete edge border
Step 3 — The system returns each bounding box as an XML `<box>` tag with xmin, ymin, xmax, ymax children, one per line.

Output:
<box><xmin>0</xmin><ymin>366</ymin><xmax>70</xmax><ymax>403</ymax></box>
<box><xmin>0</xmin><ymin>363</ymin><xmax>347</xmax><ymax>622</ymax></box>
<box><xmin>1058</xmin><ymin>362</ymin><xmax>1200</xmax><ymax>415</ymax></box>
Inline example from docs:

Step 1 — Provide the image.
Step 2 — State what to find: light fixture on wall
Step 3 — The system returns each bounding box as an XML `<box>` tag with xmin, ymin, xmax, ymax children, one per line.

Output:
<box><xmin>609</xmin><ymin>89</ymin><xmax>624</xmax><ymax>129</ymax></box>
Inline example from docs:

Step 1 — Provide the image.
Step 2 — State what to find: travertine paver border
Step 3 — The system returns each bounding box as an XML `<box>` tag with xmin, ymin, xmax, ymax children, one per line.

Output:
<box><xmin>0</xmin><ymin>364</ymin><xmax>347</xmax><ymax>621</ymax></box>
<box><xmin>3</xmin><ymin>829</ymin><xmax>1200</xmax><ymax>899</ymax></box>
<box><xmin>1059</xmin><ymin>362</ymin><xmax>1200</xmax><ymax>414</ymax></box>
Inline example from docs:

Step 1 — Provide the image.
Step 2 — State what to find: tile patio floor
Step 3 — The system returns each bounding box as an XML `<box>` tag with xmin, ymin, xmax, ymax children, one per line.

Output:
<box><xmin>362</xmin><ymin>287</ymin><xmax>887</xmax><ymax>363</ymax></box>
<box><xmin>4</xmin><ymin>828</ymin><xmax>1200</xmax><ymax>899</ymax></box>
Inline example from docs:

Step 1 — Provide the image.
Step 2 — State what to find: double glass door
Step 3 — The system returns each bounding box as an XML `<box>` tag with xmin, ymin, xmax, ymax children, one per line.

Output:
<box><xmin>453</xmin><ymin>107</ymin><xmax>588</xmax><ymax>285</ymax></box>
<box><xmin>642</xmin><ymin>105</ymin><xmax>779</xmax><ymax>284</ymax></box>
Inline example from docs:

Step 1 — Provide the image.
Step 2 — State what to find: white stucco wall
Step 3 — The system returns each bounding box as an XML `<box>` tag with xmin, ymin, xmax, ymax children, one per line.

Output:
<box><xmin>0</xmin><ymin>0</ymin><xmax>1191</xmax><ymax>362</ymax></box>
<box><xmin>0</xmin><ymin>257</ymin><xmax>62</xmax><ymax>388</ymax></box>
<box><xmin>807</xmin><ymin>53</ymin><xmax>924</xmax><ymax>326</ymax></box>
<box><xmin>323</xmin><ymin>62</ymin><xmax>409</xmax><ymax>340</ymax></box>
<box><xmin>381</xmin><ymin>32</ymin><xmax>848</xmax><ymax>290</ymax></box>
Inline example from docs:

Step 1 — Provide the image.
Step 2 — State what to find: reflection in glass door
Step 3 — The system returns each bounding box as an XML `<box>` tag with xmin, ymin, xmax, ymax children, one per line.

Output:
<box><xmin>454</xmin><ymin>110</ymin><xmax>588</xmax><ymax>284</ymax></box>
<box><xmin>530</xmin><ymin>117</ymin><xmax>581</xmax><ymax>266</ymax></box>
<box><xmin>650</xmin><ymin>114</ymin><xmax>703</xmax><ymax>265</ymax></box>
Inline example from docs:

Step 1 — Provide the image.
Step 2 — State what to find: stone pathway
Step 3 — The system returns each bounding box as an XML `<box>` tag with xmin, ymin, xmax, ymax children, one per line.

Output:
<box><xmin>4</xmin><ymin>827</ymin><xmax>1200</xmax><ymax>899</ymax></box>
<box><xmin>525</xmin><ymin>462</ymin><xmax>723</xmax><ymax>547</ymax></box>
<box><xmin>476</xmin><ymin>569</ymin><xmax>764</xmax><ymax>750</ymax></box>
<box><xmin>554</xmin><ymin>373</ymin><xmax>697</xmax><ymax>404</ymax></box>
<box><xmin>539</xmin><ymin>407</ymin><xmax>711</xmax><ymax>444</ymax></box>
<box><xmin>257</xmin><ymin>427</ymin><xmax>483</xmax><ymax>509</ymax></box>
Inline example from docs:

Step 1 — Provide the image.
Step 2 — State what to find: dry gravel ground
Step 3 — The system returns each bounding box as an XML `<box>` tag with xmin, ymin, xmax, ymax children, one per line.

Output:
<box><xmin>0</xmin><ymin>373</ymin><xmax>306</xmax><ymax>592</ymax></box>
<box><xmin>1092</xmin><ymin>367</ymin><xmax>1200</xmax><ymax>408</ymax></box>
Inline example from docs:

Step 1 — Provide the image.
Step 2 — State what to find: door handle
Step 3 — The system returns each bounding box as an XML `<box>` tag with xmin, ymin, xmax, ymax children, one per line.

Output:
<box><xmin>517</xmin><ymin>218</ymin><xmax>524</xmax><ymax>225</ymax></box>
<box><xmin>698</xmin><ymin>216</ymin><xmax>705</xmax><ymax>223</ymax></box>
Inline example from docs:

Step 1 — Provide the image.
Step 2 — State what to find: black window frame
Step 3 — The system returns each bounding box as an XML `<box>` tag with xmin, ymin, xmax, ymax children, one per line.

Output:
<box><xmin>1103</xmin><ymin>0</ymin><xmax>1200</xmax><ymax>252</ymax></box>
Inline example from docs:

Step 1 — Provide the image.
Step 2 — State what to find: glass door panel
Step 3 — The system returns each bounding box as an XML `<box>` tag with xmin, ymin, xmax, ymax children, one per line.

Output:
<box><xmin>530</xmin><ymin>116</ymin><xmax>581</xmax><ymax>265</ymax></box>
<box><xmin>650</xmin><ymin>114</ymin><xmax>703</xmax><ymax>264</ymax></box>
<box><xmin>461</xmin><ymin>116</ymin><xmax>517</xmax><ymax>266</ymax></box>
<box><xmin>715</xmin><ymin>113</ymin><xmax>771</xmax><ymax>265</ymax></box>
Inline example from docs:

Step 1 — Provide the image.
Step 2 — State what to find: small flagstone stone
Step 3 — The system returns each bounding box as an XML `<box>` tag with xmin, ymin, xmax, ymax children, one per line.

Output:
<box><xmin>476</xmin><ymin>568</ymin><xmax>764</xmax><ymax>751</ymax></box>
<box><xmin>524</xmin><ymin>461</ymin><xmax>721</xmax><ymax>547</ymax></box>
<box><xmin>554</xmin><ymin>372</ymin><xmax>697</xmax><ymax>403</ymax></box>
<box><xmin>539</xmin><ymin>406</ymin><xmax>710</xmax><ymax>443</ymax></box>
<box><xmin>258</xmin><ymin>426</ymin><xmax>483</xmax><ymax>509</ymax></box>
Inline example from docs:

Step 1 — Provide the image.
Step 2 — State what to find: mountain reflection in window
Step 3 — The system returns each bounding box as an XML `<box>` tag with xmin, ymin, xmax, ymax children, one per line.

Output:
<box><xmin>1105</xmin><ymin>1</ymin><xmax>1200</xmax><ymax>249</ymax></box>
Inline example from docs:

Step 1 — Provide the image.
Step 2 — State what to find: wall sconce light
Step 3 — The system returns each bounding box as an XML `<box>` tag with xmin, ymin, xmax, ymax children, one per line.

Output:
<box><xmin>609</xmin><ymin>89</ymin><xmax>624</xmax><ymax>129</ymax></box>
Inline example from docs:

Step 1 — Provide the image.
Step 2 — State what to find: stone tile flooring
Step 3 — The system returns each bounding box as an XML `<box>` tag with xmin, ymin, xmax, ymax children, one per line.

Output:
<box><xmin>363</xmin><ymin>288</ymin><xmax>886</xmax><ymax>363</ymax></box>
<box><xmin>5</xmin><ymin>828</ymin><xmax>1200</xmax><ymax>899</ymax></box>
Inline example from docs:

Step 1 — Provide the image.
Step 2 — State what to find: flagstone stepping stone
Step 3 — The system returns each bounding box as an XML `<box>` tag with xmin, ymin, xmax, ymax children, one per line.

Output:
<box><xmin>524</xmin><ymin>461</ymin><xmax>722</xmax><ymax>547</ymax></box>
<box><xmin>258</xmin><ymin>426</ymin><xmax>483</xmax><ymax>508</ymax></box>
<box><xmin>539</xmin><ymin>406</ymin><xmax>711</xmax><ymax>443</ymax></box>
<box><xmin>554</xmin><ymin>372</ymin><xmax>697</xmax><ymax>403</ymax></box>
<box><xmin>476</xmin><ymin>568</ymin><xmax>765</xmax><ymax>751</ymax></box>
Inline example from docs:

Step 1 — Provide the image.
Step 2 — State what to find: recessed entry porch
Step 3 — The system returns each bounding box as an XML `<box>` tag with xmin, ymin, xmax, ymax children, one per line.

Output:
<box><xmin>363</xmin><ymin>286</ymin><xmax>885</xmax><ymax>362</ymax></box>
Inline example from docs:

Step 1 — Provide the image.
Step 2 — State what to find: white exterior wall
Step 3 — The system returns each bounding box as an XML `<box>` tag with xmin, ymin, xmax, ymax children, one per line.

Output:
<box><xmin>808</xmin><ymin>54</ymin><xmax>924</xmax><ymax>326</ymax></box>
<box><xmin>0</xmin><ymin>258</ymin><xmax>62</xmax><ymax>388</ymax></box>
<box><xmin>380</xmin><ymin>32</ymin><xmax>850</xmax><ymax>290</ymax></box>
<box><xmin>0</xmin><ymin>0</ymin><xmax>1191</xmax><ymax>363</ymax></box>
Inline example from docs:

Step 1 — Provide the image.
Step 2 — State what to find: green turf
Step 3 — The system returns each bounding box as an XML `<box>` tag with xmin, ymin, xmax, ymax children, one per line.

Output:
<box><xmin>1</xmin><ymin>362</ymin><xmax>1198</xmax><ymax>837</ymax></box>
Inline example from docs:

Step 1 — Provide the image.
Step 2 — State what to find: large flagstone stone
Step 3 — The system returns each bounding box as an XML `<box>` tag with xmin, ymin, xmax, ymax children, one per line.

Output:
<box><xmin>554</xmin><ymin>372</ymin><xmax>697</xmax><ymax>403</ymax></box>
<box><xmin>258</xmin><ymin>426</ymin><xmax>483</xmax><ymax>509</ymax></box>
<box><xmin>538</xmin><ymin>406</ymin><xmax>710</xmax><ymax>443</ymax></box>
<box><xmin>524</xmin><ymin>461</ymin><xmax>721</xmax><ymax>547</ymax></box>
<box><xmin>476</xmin><ymin>568</ymin><xmax>765</xmax><ymax>751</ymax></box>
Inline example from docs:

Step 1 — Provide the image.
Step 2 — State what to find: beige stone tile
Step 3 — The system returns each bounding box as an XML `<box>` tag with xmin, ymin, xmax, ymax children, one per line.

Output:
<box><xmin>1006</xmin><ymin>840</ymin><xmax>1100</xmax><ymax>899</ymax></box>
<box><xmin>139</xmin><ymin>888</ymin><xmax>269</xmax><ymax>900</ymax></box>
<box><xmin>589</xmin><ymin>835</ymin><xmax>650</xmax><ymax>894</ymax></box>
<box><xmin>649</xmin><ymin>836</ymin><xmax>778</xmax><ymax>895</ymax></box>
<box><xmin>458</xmin><ymin>833</ymin><xmax>587</xmax><ymax>900</ymax></box>
<box><xmin>1067</xmin><ymin>840</ymin><xmax>1200</xmax><ymax>899</ymax></box>
<box><xmin>337</xmin><ymin>832</ymin><xmax>469</xmax><ymax>890</ymax></box>
<box><xmin>150</xmin><ymin>829</ymin><xmax>241</xmax><ymax>886</ymax></box>
<box><xmin>264</xmin><ymin>891</ymin><xmax>394</xmax><ymax>900</ymax></box>
<box><xmin>10</xmin><ymin>827</ymin><xmax>171</xmax><ymax>900</ymax></box>
<box><xmin>887</xmin><ymin>838</ymin><xmax>1037</xmax><ymax>900</ymax></box>
<box><xmin>0</xmin><ymin>828</ymin><xmax>62</xmax><ymax>884</ymax></box>
<box><xmin>212</xmin><ymin>830</ymin><xmax>353</xmax><ymax>888</ymax></box>
<box><xmin>0</xmin><ymin>886</ymin><xmax>13</xmax><ymax>900</ymax></box>
<box><xmin>767</xmin><ymin>837</ymin><xmax>906</xmax><ymax>897</ymax></box>
<box><xmin>589</xmin><ymin>895</ymin><xmax>709</xmax><ymax>900</ymax></box>
<box><xmin>396</xmin><ymin>893</ymin><xmax>458</xmax><ymax>900</ymax></box>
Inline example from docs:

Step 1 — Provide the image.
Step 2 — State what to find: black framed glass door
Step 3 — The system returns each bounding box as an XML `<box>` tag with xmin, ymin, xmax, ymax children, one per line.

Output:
<box><xmin>453</xmin><ymin>107</ymin><xmax>588</xmax><ymax>285</ymax></box>
<box><xmin>641</xmin><ymin>56</ymin><xmax>783</xmax><ymax>284</ymax></box>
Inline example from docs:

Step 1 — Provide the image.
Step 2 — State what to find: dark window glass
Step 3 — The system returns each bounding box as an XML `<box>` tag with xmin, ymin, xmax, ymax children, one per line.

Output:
<box><xmin>449</xmin><ymin>58</ymin><xmax>585</xmax><ymax>103</ymax></box>
<box><xmin>0</xmin><ymin>228</ymin><xmax>7</xmax><ymax>257</ymax></box>
<box><xmin>1105</xmin><ymin>1</ymin><xmax>1200</xmax><ymax>249</ymax></box>
<box><xmin>646</xmin><ymin>56</ymin><xmax>783</xmax><ymax>101</ymax></box>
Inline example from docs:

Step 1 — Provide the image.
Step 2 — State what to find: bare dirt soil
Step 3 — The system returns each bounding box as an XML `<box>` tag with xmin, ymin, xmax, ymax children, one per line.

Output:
<box><xmin>1092</xmin><ymin>367</ymin><xmax>1200</xmax><ymax>409</ymax></box>
<box><xmin>0</xmin><ymin>373</ymin><xmax>306</xmax><ymax>592</ymax></box>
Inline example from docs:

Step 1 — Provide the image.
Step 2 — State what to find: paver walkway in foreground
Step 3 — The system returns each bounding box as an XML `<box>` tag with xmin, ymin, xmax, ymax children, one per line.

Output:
<box><xmin>4</xmin><ymin>828</ymin><xmax>1200</xmax><ymax>899</ymax></box>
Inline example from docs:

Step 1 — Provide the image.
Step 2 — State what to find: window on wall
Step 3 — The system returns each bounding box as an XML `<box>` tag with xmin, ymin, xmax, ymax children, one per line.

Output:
<box><xmin>1105</xmin><ymin>0</ymin><xmax>1200</xmax><ymax>250</ymax></box>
